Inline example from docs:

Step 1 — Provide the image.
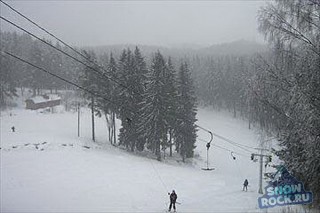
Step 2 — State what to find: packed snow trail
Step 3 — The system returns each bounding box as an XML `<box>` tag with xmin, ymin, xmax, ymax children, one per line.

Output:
<box><xmin>1</xmin><ymin>106</ymin><xmax>287</xmax><ymax>212</ymax></box>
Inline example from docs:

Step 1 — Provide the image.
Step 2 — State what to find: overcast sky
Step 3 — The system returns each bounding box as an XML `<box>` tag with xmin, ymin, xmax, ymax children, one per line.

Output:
<box><xmin>1</xmin><ymin>0</ymin><xmax>267</xmax><ymax>47</ymax></box>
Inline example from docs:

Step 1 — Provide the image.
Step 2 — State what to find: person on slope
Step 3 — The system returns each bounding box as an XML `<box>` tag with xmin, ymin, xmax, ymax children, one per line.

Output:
<box><xmin>243</xmin><ymin>179</ymin><xmax>249</xmax><ymax>191</ymax></box>
<box><xmin>168</xmin><ymin>190</ymin><xmax>178</xmax><ymax>212</ymax></box>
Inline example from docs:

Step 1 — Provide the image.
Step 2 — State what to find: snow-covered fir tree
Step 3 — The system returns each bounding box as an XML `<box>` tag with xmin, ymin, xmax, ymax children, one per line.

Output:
<box><xmin>139</xmin><ymin>51</ymin><xmax>168</xmax><ymax>160</ymax></box>
<box><xmin>0</xmin><ymin>52</ymin><xmax>17</xmax><ymax>108</ymax></box>
<box><xmin>175</xmin><ymin>62</ymin><xmax>197</xmax><ymax>162</ymax></box>
<box><xmin>117</xmin><ymin>48</ymin><xmax>148</xmax><ymax>152</ymax></box>
<box><xmin>164</xmin><ymin>57</ymin><xmax>179</xmax><ymax>157</ymax></box>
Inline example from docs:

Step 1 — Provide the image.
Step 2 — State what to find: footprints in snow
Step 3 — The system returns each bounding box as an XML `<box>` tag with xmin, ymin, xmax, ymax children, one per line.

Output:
<box><xmin>0</xmin><ymin>142</ymin><xmax>96</xmax><ymax>151</ymax></box>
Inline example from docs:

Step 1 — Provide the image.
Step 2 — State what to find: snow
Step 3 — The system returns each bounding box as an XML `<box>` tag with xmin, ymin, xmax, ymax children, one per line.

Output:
<box><xmin>0</xmin><ymin>103</ymin><xmax>298</xmax><ymax>212</ymax></box>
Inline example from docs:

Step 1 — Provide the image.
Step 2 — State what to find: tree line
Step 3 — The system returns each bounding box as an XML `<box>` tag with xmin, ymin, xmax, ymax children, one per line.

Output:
<box><xmin>81</xmin><ymin>48</ymin><xmax>197</xmax><ymax>161</ymax></box>
<box><xmin>0</xmin><ymin>31</ymin><xmax>81</xmax><ymax>103</ymax></box>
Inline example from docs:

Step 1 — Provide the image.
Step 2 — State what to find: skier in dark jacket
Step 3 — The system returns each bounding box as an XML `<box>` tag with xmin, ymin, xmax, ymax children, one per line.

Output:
<box><xmin>243</xmin><ymin>179</ymin><xmax>248</xmax><ymax>191</ymax></box>
<box><xmin>168</xmin><ymin>190</ymin><xmax>177</xmax><ymax>212</ymax></box>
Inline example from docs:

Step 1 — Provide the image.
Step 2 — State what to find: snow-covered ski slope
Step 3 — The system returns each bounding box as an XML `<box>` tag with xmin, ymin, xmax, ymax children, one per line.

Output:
<box><xmin>1</xmin><ymin>104</ymin><xmax>288</xmax><ymax>212</ymax></box>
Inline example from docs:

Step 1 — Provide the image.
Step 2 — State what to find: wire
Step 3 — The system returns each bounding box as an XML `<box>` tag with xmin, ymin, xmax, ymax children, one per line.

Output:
<box><xmin>149</xmin><ymin>159</ymin><xmax>169</xmax><ymax>193</ymax></box>
<box><xmin>213</xmin><ymin>133</ymin><xmax>255</xmax><ymax>152</ymax></box>
<box><xmin>196</xmin><ymin>124</ymin><xmax>212</xmax><ymax>133</ymax></box>
<box><xmin>0</xmin><ymin>0</ymin><xmax>142</xmax><ymax>97</ymax></box>
<box><xmin>0</xmin><ymin>15</ymin><xmax>130</xmax><ymax>93</ymax></box>
<box><xmin>197</xmin><ymin>138</ymin><xmax>249</xmax><ymax>157</ymax></box>
<box><xmin>196</xmin><ymin>125</ymin><xmax>256</xmax><ymax>152</ymax></box>
<box><xmin>0</xmin><ymin>0</ymin><xmax>89</xmax><ymax>64</ymax></box>
<box><xmin>1</xmin><ymin>51</ymin><xmax>136</xmax><ymax>115</ymax></box>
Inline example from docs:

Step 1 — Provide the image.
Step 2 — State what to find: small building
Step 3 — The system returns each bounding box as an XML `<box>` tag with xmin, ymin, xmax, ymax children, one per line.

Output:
<box><xmin>25</xmin><ymin>94</ymin><xmax>61</xmax><ymax>110</ymax></box>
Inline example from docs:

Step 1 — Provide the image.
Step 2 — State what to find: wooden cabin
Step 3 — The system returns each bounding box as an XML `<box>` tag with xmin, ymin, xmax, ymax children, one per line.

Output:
<box><xmin>25</xmin><ymin>94</ymin><xmax>61</xmax><ymax>110</ymax></box>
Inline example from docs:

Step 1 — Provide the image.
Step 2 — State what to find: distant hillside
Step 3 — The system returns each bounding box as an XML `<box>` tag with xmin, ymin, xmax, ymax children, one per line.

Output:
<box><xmin>84</xmin><ymin>40</ymin><xmax>267</xmax><ymax>59</ymax></box>
<box><xmin>85</xmin><ymin>44</ymin><xmax>169</xmax><ymax>58</ymax></box>
<box><xmin>198</xmin><ymin>40</ymin><xmax>267</xmax><ymax>56</ymax></box>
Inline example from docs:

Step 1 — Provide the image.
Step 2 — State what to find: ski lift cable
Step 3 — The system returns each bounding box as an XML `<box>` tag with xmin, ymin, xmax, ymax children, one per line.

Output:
<box><xmin>195</xmin><ymin>124</ymin><xmax>256</xmax><ymax>151</ymax></box>
<box><xmin>1</xmin><ymin>51</ymin><xmax>137</xmax><ymax>116</ymax></box>
<box><xmin>196</xmin><ymin>125</ymin><xmax>255</xmax><ymax>153</ymax></box>
<box><xmin>0</xmin><ymin>15</ymin><xmax>130</xmax><ymax>94</ymax></box>
<box><xmin>0</xmin><ymin>0</ymin><xmax>132</xmax><ymax>93</ymax></box>
<box><xmin>212</xmin><ymin>133</ymin><xmax>256</xmax><ymax>151</ymax></box>
<box><xmin>149</xmin><ymin>159</ymin><xmax>169</xmax><ymax>194</ymax></box>
<box><xmin>213</xmin><ymin>144</ymin><xmax>249</xmax><ymax>158</ymax></box>
<box><xmin>198</xmin><ymin>138</ymin><xmax>249</xmax><ymax>158</ymax></box>
<box><xmin>0</xmin><ymin>0</ymin><xmax>99</xmax><ymax>68</ymax></box>
<box><xmin>211</xmin><ymin>134</ymin><xmax>255</xmax><ymax>153</ymax></box>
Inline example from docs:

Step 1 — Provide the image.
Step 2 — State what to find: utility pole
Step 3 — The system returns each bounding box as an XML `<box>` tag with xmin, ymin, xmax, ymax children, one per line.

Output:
<box><xmin>251</xmin><ymin>148</ymin><xmax>271</xmax><ymax>194</ymax></box>
<box><xmin>77</xmin><ymin>102</ymin><xmax>80</xmax><ymax>137</ymax></box>
<box><xmin>91</xmin><ymin>96</ymin><xmax>95</xmax><ymax>142</ymax></box>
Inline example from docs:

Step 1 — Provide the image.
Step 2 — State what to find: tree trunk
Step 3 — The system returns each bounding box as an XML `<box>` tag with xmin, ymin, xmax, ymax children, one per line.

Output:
<box><xmin>91</xmin><ymin>97</ymin><xmax>95</xmax><ymax>142</ymax></box>
<box><xmin>169</xmin><ymin>129</ymin><xmax>173</xmax><ymax>157</ymax></box>
<box><xmin>113</xmin><ymin>112</ymin><xmax>116</xmax><ymax>145</ymax></box>
<box><xmin>20</xmin><ymin>87</ymin><xmax>24</xmax><ymax>96</ymax></box>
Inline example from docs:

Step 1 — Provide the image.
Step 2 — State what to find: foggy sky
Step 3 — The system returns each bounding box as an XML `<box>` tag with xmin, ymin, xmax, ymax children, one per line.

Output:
<box><xmin>0</xmin><ymin>0</ymin><xmax>267</xmax><ymax>47</ymax></box>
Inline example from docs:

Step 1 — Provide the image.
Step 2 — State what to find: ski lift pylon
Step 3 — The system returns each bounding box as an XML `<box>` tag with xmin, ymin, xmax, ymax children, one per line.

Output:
<box><xmin>202</xmin><ymin>131</ymin><xmax>215</xmax><ymax>171</ymax></box>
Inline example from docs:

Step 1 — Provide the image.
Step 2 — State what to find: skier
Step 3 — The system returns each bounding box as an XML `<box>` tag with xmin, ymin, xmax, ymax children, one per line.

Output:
<box><xmin>11</xmin><ymin>126</ymin><xmax>15</xmax><ymax>132</ymax></box>
<box><xmin>168</xmin><ymin>190</ymin><xmax>177</xmax><ymax>212</ymax></box>
<box><xmin>243</xmin><ymin>179</ymin><xmax>248</xmax><ymax>191</ymax></box>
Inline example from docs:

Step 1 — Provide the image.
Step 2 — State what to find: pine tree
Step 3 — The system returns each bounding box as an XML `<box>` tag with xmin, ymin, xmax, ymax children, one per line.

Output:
<box><xmin>133</xmin><ymin>47</ymin><xmax>148</xmax><ymax>151</ymax></box>
<box><xmin>163</xmin><ymin>57</ymin><xmax>178</xmax><ymax>157</ymax></box>
<box><xmin>175</xmin><ymin>62</ymin><xmax>197</xmax><ymax>161</ymax></box>
<box><xmin>117</xmin><ymin>48</ymin><xmax>148</xmax><ymax>152</ymax></box>
<box><xmin>79</xmin><ymin>50</ymin><xmax>101</xmax><ymax>115</ymax></box>
<box><xmin>117</xmin><ymin>49</ymin><xmax>131</xmax><ymax>149</ymax></box>
<box><xmin>140</xmin><ymin>51</ymin><xmax>168</xmax><ymax>160</ymax></box>
<box><xmin>29</xmin><ymin>40</ymin><xmax>45</xmax><ymax>96</ymax></box>
<box><xmin>106</xmin><ymin>53</ymin><xmax>118</xmax><ymax>145</ymax></box>
<box><xmin>0</xmin><ymin>53</ymin><xmax>17</xmax><ymax>108</ymax></box>
<box><xmin>0</xmin><ymin>32</ymin><xmax>18</xmax><ymax>108</ymax></box>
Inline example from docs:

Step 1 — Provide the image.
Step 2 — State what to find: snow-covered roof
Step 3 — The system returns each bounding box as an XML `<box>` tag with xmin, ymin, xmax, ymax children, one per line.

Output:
<box><xmin>26</xmin><ymin>94</ymin><xmax>61</xmax><ymax>104</ymax></box>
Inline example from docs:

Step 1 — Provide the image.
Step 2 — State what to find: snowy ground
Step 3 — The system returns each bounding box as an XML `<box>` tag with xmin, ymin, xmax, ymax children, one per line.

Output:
<box><xmin>1</xmin><ymin>99</ymin><xmax>293</xmax><ymax>212</ymax></box>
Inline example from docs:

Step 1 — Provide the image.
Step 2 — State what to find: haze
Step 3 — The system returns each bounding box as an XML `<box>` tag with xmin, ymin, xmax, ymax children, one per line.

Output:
<box><xmin>0</xmin><ymin>0</ymin><xmax>267</xmax><ymax>47</ymax></box>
